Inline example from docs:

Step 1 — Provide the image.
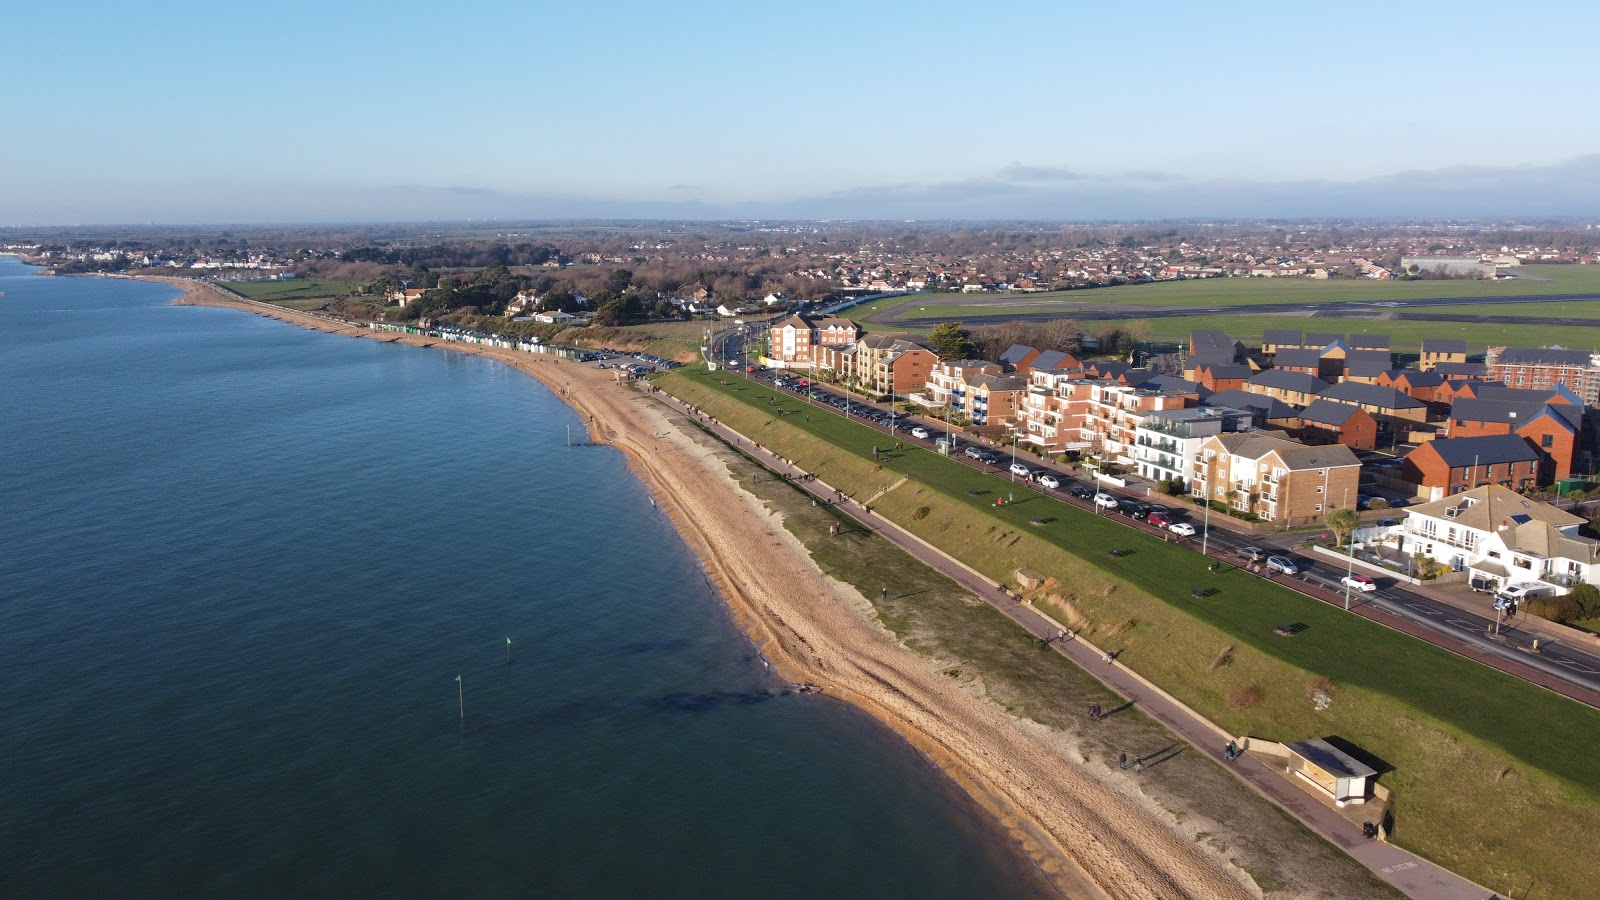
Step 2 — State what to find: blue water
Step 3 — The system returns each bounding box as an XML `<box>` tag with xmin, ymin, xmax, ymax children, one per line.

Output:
<box><xmin>0</xmin><ymin>257</ymin><xmax>1053</xmax><ymax>898</ymax></box>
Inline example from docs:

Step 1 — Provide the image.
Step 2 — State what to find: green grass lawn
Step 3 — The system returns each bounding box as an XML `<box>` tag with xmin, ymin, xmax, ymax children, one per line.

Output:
<box><xmin>868</xmin><ymin>266</ymin><xmax>1600</xmax><ymax>323</ymax></box>
<box><xmin>1397</xmin><ymin>298</ymin><xmax>1600</xmax><ymax>320</ymax></box>
<box><xmin>657</xmin><ymin>365</ymin><xmax>1600</xmax><ymax>897</ymax></box>
<box><xmin>227</xmin><ymin>279</ymin><xmax>357</xmax><ymax>302</ymax></box>
<box><xmin>1070</xmin><ymin>313</ymin><xmax>1600</xmax><ymax>355</ymax></box>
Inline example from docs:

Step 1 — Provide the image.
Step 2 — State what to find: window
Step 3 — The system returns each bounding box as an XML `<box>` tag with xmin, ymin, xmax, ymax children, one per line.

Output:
<box><xmin>1541</xmin><ymin>434</ymin><xmax>1554</xmax><ymax>449</ymax></box>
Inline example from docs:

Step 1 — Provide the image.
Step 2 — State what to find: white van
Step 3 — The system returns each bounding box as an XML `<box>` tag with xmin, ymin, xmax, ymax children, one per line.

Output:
<box><xmin>1496</xmin><ymin>583</ymin><xmax>1556</xmax><ymax>605</ymax></box>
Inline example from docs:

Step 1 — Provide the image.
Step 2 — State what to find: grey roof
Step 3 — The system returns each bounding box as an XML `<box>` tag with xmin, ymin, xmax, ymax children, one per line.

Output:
<box><xmin>1494</xmin><ymin>347</ymin><xmax>1593</xmax><ymax>367</ymax></box>
<box><xmin>1298</xmin><ymin>398</ymin><xmax>1367</xmax><ymax>426</ymax></box>
<box><xmin>1343</xmin><ymin>356</ymin><xmax>1395</xmax><ymax>379</ymax></box>
<box><xmin>1194</xmin><ymin>363</ymin><xmax>1254</xmax><ymax>379</ymax></box>
<box><xmin>999</xmin><ymin>344</ymin><xmax>1037</xmax><ymax>365</ymax></box>
<box><xmin>1304</xmin><ymin>332</ymin><xmax>1344</xmax><ymax>348</ymax></box>
<box><xmin>1275</xmin><ymin>442</ymin><xmax>1363</xmax><ymax>470</ymax></box>
<box><xmin>1273</xmin><ymin>347</ymin><xmax>1327</xmax><ymax>369</ymax></box>
<box><xmin>1320</xmin><ymin>381</ymin><xmax>1425</xmax><ymax>410</ymax></box>
<box><xmin>1419</xmin><ymin>434</ymin><xmax>1540</xmax><ymax>468</ymax></box>
<box><xmin>1451</xmin><ymin>398</ymin><xmax>1581</xmax><ymax>430</ymax></box>
<box><xmin>966</xmin><ymin>373</ymin><xmax>1028</xmax><ymax>392</ymax></box>
<box><xmin>1422</xmin><ymin>338</ymin><xmax>1468</xmax><ymax>354</ymax></box>
<box><xmin>1390</xmin><ymin>369</ymin><xmax>1444</xmax><ymax>388</ymax></box>
<box><xmin>1143</xmin><ymin>374</ymin><xmax>1204</xmax><ymax>394</ymax></box>
<box><xmin>1472</xmin><ymin>382</ymin><xmax>1583</xmax><ymax>406</ymax></box>
<box><xmin>1203</xmin><ymin>389</ymin><xmax>1299</xmax><ymax>420</ymax></box>
<box><xmin>1248</xmin><ymin>368</ymin><xmax>1328</xmax><ymax>395</ymax></box>
<box><xmin>1189</xmin><ymin>329</ymin><xmax>1241</xmax><ymax>365</ymax></box>
<box><xmin>1284</xmin><ymin>739</ymin><xmax>1376</xmax><ymax>779</ymax></box>
<box><xmin>1348</xmin><ymin>334</ymin><xmax>1391</xmax><ymax>350</ymax></box>
<box><xmin>1030</xmin><ymin>349</ymin><xmax>1078</xmax><ymax>372</ymax></box>
<box><xmin>1431</xmin><ymin>361</ymin><xmax>1488</xmax><ymax>376</ymax></box>
<box><xmin>1263</xmin><ymin>328</ymin><xmax>1302</xmax><ymax>345</ymax></box>
<box><xmin>1086</xmin><ymin>360</ymin><xmax>1133</xmax><ymax>379</ymax></box>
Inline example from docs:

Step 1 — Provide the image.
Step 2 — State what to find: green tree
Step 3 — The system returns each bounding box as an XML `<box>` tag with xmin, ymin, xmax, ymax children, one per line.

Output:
<box><xmin>928</xmin><ymin>322</ymin><xmax>972</xmax><ymax>359</ymax></box>
<box><xmin>1567</xmin><ymin>583</ymin><xmax>1600</xmax><ymax>619</ymax></box>
<box><xmin>1325</xmin><ymin>508</ymin><xmax>1361</xmax><ymax>546</ymax></box>
<box><xmin>606</xmin><ymin>268</ymin><xmax>634</xmax><ymax>295</ymax></box>
<box><xmin>592</xmin><ymin>298</ymin><xmax>626</xmax><ymax>327</ymax></box>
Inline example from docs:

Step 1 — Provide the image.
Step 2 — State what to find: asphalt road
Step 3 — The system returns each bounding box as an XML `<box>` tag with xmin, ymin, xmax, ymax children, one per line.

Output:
<box><xmin>704</xmin><ymin>326</ymin><xmax>1600</xmax><ymax>703</ymax></box>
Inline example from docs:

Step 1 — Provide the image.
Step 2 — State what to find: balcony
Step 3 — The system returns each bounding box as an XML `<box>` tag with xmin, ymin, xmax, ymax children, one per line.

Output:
<box><xmin>1142</xmin><ymin>420</ymin><xmax>1193</xmax><ymax>439</ymax></box>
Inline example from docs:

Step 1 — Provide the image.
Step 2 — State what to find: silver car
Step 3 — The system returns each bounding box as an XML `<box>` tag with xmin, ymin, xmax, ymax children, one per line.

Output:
<box><xmin>1265</xmin><ymin>555</ymin><xmax>1300</xmax><ymax>575</ymax></box>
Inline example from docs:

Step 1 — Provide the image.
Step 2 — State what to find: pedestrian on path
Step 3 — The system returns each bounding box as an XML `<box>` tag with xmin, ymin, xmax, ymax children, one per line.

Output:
<box><xmin>1119</xmin><ymin>753</ymin><xmax>1128</xmax><ymax>770</ymax></box>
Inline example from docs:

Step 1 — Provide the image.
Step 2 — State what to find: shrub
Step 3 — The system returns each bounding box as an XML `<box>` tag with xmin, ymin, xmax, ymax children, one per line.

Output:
<box><xmin>1525</xmin><ymin>595</ymin><xmax>1585</xmax><ymax>625</ymax></box>
<box><xmin>1368</xmin><ymin>498</ymin><xmax>1389</xmax><ymax>510</ymax></box>
<box><xmin>1569</xmin><ymin>584</ymin><xmax>1600</xmax><ymax>618</ymax></box>
<box><xmin>911</xmin><ymin>506</ymin><xmax>931</xmax><ymax>521</ymax></box>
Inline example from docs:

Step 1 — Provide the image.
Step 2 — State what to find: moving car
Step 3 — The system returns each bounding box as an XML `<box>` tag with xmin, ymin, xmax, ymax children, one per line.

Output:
<box><xmin>1094</xmin><ymin>492</ymin><xmax>1118</xmax><ymax>509</ymax></box>
<box><xmin>1037</xmin><ymin>474</ymin><xmax>1060</xmax><ymax>490</ymax></box>
<box><xmin>963</xmin><ymin>447</ymin><xmax>986</xmax><ymax>460</ymax></box>
<box><xmin>910</xmin><ymin>427</ymin><xmax>930</xmax><ymax>440</ymax></box>
<box><xmin>1167</xmin><ymin>522</ymin><xmax>1197</xmax><ymax>536</ymax></box>
<box><xmin>1009</xmin><ymin>463</ymin><xmax>1032</xmax><ymax>478</ymax></box>
<box><xmin>1235</xmin><ymin>546</ymin><xmax>1267</xmax><ymax>563</ymax></box>
<box><xmin>1341</xmin><ymin>574</ymin><xmax>1378</xmax><ymax>593</ymax></box>
<box><xmin>1068</xmin><ymin>485</ymin><xmax>1094</xmax><ymax>500</ymax></box>
<box><xmin>1265</xmin><ymin>555</ymin><xmax>1300</xmax><ymax>575</ymax></box>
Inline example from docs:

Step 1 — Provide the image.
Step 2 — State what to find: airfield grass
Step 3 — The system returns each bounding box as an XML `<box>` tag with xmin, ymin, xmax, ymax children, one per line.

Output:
<box><xmin>658</xmin><ymin>365</ymin><xmax>1600</xmax><ymax>897</ymax></box>
<box><xmin>1073</xmin><ymin>314</ymin><xmax>1600</xmax><ymax>354</ymax></box>
<box><xmin>227</xmin><ymin>279</ymin><xmax>358</xmax><ymax>303</ymax></box>
<box><xmin>1401</xmin><ymin>298</ymin><xmax>1600</xmax><ymax>320</ymax></box>
<box><xmin>688</xmin><ymin>413</ymin><xmax>1398</xmax><ymax>898</ymax></box>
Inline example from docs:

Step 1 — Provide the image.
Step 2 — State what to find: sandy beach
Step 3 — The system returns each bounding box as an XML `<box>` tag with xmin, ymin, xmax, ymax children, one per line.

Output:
<box><xmin>166</xmin><ymin>283</ymin><xmax>1260</xmax><ymax>900</ymax></box>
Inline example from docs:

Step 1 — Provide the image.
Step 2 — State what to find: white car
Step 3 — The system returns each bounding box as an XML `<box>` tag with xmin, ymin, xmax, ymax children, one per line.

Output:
<box><xmin>1009</xmin><ymin>463</ymin><xmax>1032</xmax><ymax>478</ymax></box>
<box><xmin>910</xmin><ymin>427</ymin><xmax>930</xmax><ymax>440</ymax></box>
<box><xmin>1266</xmin><ymin>555</ymin><xmax>1300</xmax><ymax>575</ymax></box>
<box><xmin>1341</xmin><ymin>574</ymin><xmax>1378</xmax><ymax>593</ymax></box>
<box><xmin>1167</xmin><ymin>522</ymin><xmax>1197</xmax><ymax>536</ymax></box>
<box><xmin>1037</xmin><ymin>474</ymin><xmax>1060</xmax><ymax>490</ymax></box>
<box><xmin>1094</xmin><ymin>492</ymin><xmax>1118</xmax><ymax>509</ymax></box>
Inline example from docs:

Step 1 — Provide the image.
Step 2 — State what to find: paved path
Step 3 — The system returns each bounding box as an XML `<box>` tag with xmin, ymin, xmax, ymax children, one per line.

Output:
<box><xmin>650</xmin><ymin>386</ymin><xmax>1497</xmax><ymax>900</ymax></box>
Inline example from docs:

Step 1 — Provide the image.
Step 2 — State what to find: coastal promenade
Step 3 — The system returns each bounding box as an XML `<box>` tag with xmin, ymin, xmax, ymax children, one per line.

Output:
<box><xmin>648</xmin><ymin>386</ymin><xmax>1495</xmax><ymax>900</ymax></box>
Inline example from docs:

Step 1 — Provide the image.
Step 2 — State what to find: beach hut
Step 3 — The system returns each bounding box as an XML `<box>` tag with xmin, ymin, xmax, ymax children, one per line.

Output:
<box><xmin>1281</xmin><ymin>738</ymin><xmax>1376</xmax><ymax>807</ymax></box>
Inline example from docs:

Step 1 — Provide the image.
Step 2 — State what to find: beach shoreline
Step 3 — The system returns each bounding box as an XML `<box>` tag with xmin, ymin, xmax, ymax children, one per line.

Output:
<box><xmin>159</xmin><ymin>280</ymin><xmax>1261</xmax><ymax>900</ymax></box>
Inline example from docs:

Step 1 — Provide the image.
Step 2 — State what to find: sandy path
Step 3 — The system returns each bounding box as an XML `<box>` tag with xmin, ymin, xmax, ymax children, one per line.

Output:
<box><xmin>168</xmin><ymin>288</ymin><xmax>1255</xmax><ymax>900</ymax></box>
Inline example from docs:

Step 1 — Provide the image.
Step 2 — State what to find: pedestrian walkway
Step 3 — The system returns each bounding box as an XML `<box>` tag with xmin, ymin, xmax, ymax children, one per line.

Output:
<box><xmin>649</xmin><ymin>386</ymin><xmax>1495</xmax><ymax>900</ymax></box>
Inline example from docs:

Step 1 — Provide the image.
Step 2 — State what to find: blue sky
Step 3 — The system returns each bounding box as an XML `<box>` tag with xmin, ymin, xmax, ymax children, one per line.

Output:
<box><xmin>4</xmin><ymin>0</ymin><xmax>1597</xmax><ymax>223</ymax></box>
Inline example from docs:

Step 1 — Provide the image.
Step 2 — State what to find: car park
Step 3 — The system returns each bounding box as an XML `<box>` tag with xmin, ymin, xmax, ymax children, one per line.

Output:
<box><xmin>910</xmin><ymin>427</ymin><xmax>930</xmax><ymax>439</ymax></box>
<box><xmin>1094</xmin><ymin>492</ymin><xmax>1118</xmax><ymax>509</ymax></box>
<box><xmin>1167</xmin><ymin>522</ymin><xmax>1197</xmax><ymax>536</ymax></box>
<box><xmin>1265</xmin><ymin>555</ymin><xmax>1300</xmax><ymax>575</ymax></box>
<box><xmin>1037</xmin><ymin>474</ymin><xmax>1060</xmax><ymax>490</ymax></box>
<box><xmin>1235</xmin><ymin>547</ymin><xmax>1267</xmax><ymax>563</ymax></box>
<box><xmin>1009</xmin><ymin>463</ymin><xmax>1032</xmax><ymax>478</ymax></box>
<box><xmin>1341</xmin><ymin>574</ymin><xmax>1378</xmax><ymax>593</ymax></box>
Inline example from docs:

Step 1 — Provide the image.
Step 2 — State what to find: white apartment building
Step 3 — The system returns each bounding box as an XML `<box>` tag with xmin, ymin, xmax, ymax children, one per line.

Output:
<box><xmin>1133</xmin><ymin>406</ymin><xmax>1258</xmax><ymax>486</ymax></box>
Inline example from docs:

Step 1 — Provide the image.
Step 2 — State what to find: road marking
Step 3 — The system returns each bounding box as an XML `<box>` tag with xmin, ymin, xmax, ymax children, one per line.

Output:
<box><xmin>1380</xmin><ymin>861</ymin><xmax>1418</xmax><ymax>874</ymax></box>
<box><xmin>1446</xmin><ymin>618</ymin><xmax>1480</xmax><ymax>630</ymax></box>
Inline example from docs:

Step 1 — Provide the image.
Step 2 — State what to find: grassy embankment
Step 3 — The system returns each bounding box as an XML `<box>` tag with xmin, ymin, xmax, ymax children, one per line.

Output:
<box><xmin>555</xmin><ymin>320</ymin><xmax>714</xmax><ymax>362</ymax></box>
<box><xmin>671</xmin><ymin>408</ymin><xmax>1398</xmax><ymax>897</ymax></box>
<box><xmin>657</xmin><ymin>365</ymin><xmax>1600</xmax><ymax>898</ymax></box>
<box><xmin>226</xmin><ymin>279</ymin><xmax>359</xmax><ymax>310</ymax></box>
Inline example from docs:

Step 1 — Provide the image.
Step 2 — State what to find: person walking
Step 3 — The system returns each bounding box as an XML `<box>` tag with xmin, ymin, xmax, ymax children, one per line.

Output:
<box><xmin>1119</xmin><ymin>753</ymin><xmax>1128</xmax><ymax>770</ymax></box>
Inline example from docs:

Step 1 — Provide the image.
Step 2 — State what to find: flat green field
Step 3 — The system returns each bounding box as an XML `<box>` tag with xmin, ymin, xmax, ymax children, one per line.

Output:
<box><xmin>1076</xmin><ymin>313</ymin><xmax>1600</xmax><ymax>354</ymax></box>
<box><xmin>869</xmin><ymin>265</ymin><xmax>1600</xmax><ymax>321</ymax></box>
<box><xmin>658</xmin><ymin>365</ymin><xmax>1600</xmax><ymax>897</ymax></box>
<box><xmin>1400</xmin><ymin>298</ymin><xmax>1600</xmax><ymax>320</ymax></box>
<box><xmin>227</xmin><ymin>279</ymin><xmax>357</xmax><ymax>302</ymax></box>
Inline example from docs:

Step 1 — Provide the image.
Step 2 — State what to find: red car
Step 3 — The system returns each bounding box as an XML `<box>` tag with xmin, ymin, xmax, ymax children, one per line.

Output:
<box><xmin>1147</xmin><ymin>512</ymin><xmax>1174</xmax><ymax>527</ymax></box>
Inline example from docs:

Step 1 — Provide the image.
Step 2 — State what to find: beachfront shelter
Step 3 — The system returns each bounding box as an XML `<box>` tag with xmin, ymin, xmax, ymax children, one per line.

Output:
<box><xmin>1281</xmin><ymin>739</ymin><xmax>1376</xmax><ymax>807</ymax></box>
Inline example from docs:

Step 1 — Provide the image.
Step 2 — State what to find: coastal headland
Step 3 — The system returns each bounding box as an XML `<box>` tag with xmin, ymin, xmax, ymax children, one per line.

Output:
<box><xmin>166</xmin><ymin>280</ymin><xmax>1309</xmax><ymax>900</ymax></box>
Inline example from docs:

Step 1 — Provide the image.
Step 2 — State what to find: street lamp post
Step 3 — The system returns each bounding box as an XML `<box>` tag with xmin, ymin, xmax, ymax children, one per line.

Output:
<box><xmin>1200</xmin><ymin>450</ymin><xmax>1215</xmax><ymax>560</ymax></box>
<box><xmin>1343</xmin><ymin>524</ymin><xmax>1358</xmax><ymax>611</ymax></box>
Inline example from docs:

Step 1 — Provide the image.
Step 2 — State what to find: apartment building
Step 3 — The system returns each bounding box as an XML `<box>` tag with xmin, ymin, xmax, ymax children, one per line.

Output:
<box><xmin>1486</xmin><ymin>346</ymin><xmax>1600</xmax><ymax>405</ymax></box>
<box><xmin>767</xmin><ymin>314</ymin><xmax>860</xmax><ymax>369</ymax></box>
<box><xmin>1064</xmin><ymin>380</ymin><xmax>1197</xmax><ymax>466</ymax></box>
<box><xmin>912</xmin><ymin>360</ymin><xmax>1026</xmax><ymax>425</ymax></box>
<box><xmin>1445</xmin><ymin>384</ymin><xmax>1583</xmax><ymax>483</ymax></box>
<box><xmin>1133</xmin><ymin>406</ymin><xmax>1256</xmax><ymax>487</ymax></box>
<box><xmin>1419</xmin><ymin>339</ymin><xmax>1468</xmax><ymax>372</ymax></box>
<box><xmin>1400</xmin><ymin>434</ymin><xmax>1541</xmax><ymax>501</ymax></box>
<box><xmin>1192</xmin><ymin>433</ymin><xmax>1361</xmax><ymax>525</ymax></box>
<box><xmin>817</xmin><ymin>333</ymin><xmax>938</xmax><ymax>396</ymax></box>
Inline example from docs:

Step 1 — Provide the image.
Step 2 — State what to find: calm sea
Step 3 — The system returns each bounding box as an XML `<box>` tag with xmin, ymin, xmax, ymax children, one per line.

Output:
<box><xmin>0</xmin><ymin>257</ymin><xmax>1053</xmax><ymax>898</ymax></box>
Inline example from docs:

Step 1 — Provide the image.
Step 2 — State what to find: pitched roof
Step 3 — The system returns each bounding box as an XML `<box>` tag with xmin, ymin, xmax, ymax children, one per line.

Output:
<box><xmin>1413</xmin><ymin>434</ymin><xmax>1540</xmax><ymax>468</ymax></box>
<box><xmin>1450</xmin><ymin>398</ymin><xmax>1580</xmax><ymax>430</ymax></box>
<box><xmin>1248</xmin><ymin>369</ymin><xmax>1328</xmax><ymax>395</ymax></box>
<box><xmin>1304</xmin><ymin>332</ymin><xmax>1344</xmax><ymax>348</ymax></box>
<box><xmin>1030</xmin><ymin>349</ymin><xmax>1080</xmax><ymax>372</ymax></box>
<box><xmin>1143</xmin><ymin>374</ymin><xmax>1204</xmax><ymax>394</ymax></box>
<box><xmin>999</xmin><ymin>344</ymin><xmax>1038</xmax><ymax>365</ymax></box>
<box><xmin>1203</xmin><ymin>389</ymin><xmax>1299</xmax><ymax>420</ymax></box>
<box><xmin>1298</xmin><ymin>398</ymin><xmax>1368</xmax><ymax>426</ymax></box>
<box><xmin>774</xmin><ymin>313</ymin><xmax>813</xmax><ymax>329</ymax></box>
<box><xmin>1421</xmin><ymin>338</ymin><xmax>1468</xmax><ymax>354</ymax></box>
<box><xmin>966</xmin><ymin>373</ymin><xmax>1027</xmax><ymax>392</ymax></box>
<box><xmin>1193</xmin><ymin>362</ymin><xmax>1254</xmax><ymax>380</ymax></box>
<box><xmin>1189</xmin><ymin>329</ymin><xmax>1240</xmax><ymax>365</ymax></box>
<box><xmin>1432</xmin><ymin>361</ymin><xmax>1488</xmax><ymax>376</ymax></box>
<box><xmin>1406</xmin><ymin>483</ymin><xmax>1582</xmax><ymax>531</ymax></box>
<box><xmin>1390</xmin><ymin>369</ymin><xmax>1444</xmax><ymax>388</ymax></box>
<box><xmin>1502</xmin><ymin>520</ymin><xmax>1600</xmax><ymax>566</ymax></box>
<box><xmin>1085</xmin><ymin>360</ymin><xmax>1133</xmax><ymax>379</ymax></box>
<box><xmin>1348</xmin><ymin>334</ymin><xmax>1391</xmax><ymax>350</ymax></box>
<box><xmin>1319</xmin><ymin>381</ymin><xmax>1426</xmax><ymax>410</ymax></box>
<box><xmin>1263</xmin><ymin>328</ymin><xmax>1302</xmax><ymax>345</ymax></box>
<box><xmin>1272</xmin><ymin>347</ymin><xmax>1326</xmax><ymax>369</ymax></box>
<box><xmin>1274</xmin><ymin>442</ymin><xmax>1362</xmax><ymax>470</ymax></box>
<box><xmin>1494</xmin><ymin>346</ymin><xmax>1593</xmax><ymax>367</ymax></box>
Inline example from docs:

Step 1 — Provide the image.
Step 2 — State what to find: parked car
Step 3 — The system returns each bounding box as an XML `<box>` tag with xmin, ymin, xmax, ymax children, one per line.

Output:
<box><xmin>963</xmin><ymin>447</ymin><xmax>986</xmax><ymax>460</ymax></box>
<box><xmin>1341</xmin><ymin>574</ymin><xmax>1378</xmax><ymax>593</ymax></box>
<box><xmin>910</xmin><ymin>427</ymin><xmax>930</xmax><ymax>439</ymax></box>
<box><xmin>1094</xmin><ymin>492</ymin><xmax>1119</xmax><ymax>509</ymax></box>
<box><xmin>1235</xmin><ymin>546</ymin><xmax>1267</xmax><ymax>563</ymax></box>
<box><xmin>1147</xmin><ymin>511</ymin><xmax>1174</xmax><ymax>527</ymax></box>
<box><xmin>977</xmin><ymin>451</ymin><xmax>1000</xmax><ymax>464</ymax></box>
<box><xmin>1265</xmin><ymin>555</ymin><xmax>1300</xmax><ymax>575</ymax></box>
<box><xmin>1069</xmin><ymin>485</ymin><xmax>1094</xmax><ymax>500</ymax></box>
<box><xmin>1116</xmin><ymin>497</ymin><xmax>1142</xmax><ymax>515</ymax></box>
<box><xmin>1037</xmin><ymin>475</ymin><xmax>1060</xmax><ymax>490</ymax></box>
<box><xmin>1167</xmin><ymin>522</ymin><xmax>1197</xmax><ymax>537</ymax></box>
<box><xmin>1009</xmin><ymin>463</ymin><xmax>1032</xmax><ymax>478</ymax></box>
